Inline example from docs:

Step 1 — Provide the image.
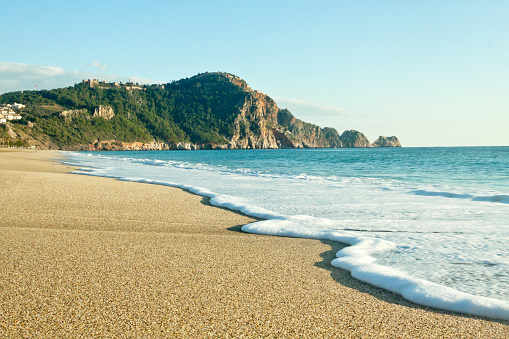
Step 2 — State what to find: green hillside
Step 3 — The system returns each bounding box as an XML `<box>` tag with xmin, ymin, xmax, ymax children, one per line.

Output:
<box><xmin>0</xmin><ymin>72</ymin><xmax>249</xmax><ymax>149</ymax></box>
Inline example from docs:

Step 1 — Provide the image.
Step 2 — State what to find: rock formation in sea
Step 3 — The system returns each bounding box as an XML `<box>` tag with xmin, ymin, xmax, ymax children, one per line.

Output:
<box><xmin>372</xmin><ymin>136</ymin><xmax>402</xmax><ymax>147</ymax></box>
<box><xmin>338</xmin><ymin>130</ymin><xmax>372</xmax><ymax>148</ymax></box>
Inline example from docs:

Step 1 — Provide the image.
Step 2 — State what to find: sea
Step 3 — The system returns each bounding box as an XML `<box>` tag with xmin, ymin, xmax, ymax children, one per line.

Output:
<box><xmin>64</xmin><ymin>147</ymin><xmax>509</xmax><ymax>321</ymax></box>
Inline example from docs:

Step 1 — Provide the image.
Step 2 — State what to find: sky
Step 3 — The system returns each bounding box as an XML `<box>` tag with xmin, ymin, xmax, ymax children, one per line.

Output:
<box><xmin>1</xmin><ymin>0</ymin><xmax>508</xmax><ymax>147</ymax></box>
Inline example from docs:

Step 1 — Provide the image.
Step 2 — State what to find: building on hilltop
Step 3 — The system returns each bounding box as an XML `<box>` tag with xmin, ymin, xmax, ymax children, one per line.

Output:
<box><xmin>125</xmin><ymin>81</ymin><xmax>144</xmax><ymax>90</ymax></box>
<box><xmin>83</xmin><ymin>79</ymin><xmax>99</xmax><ymax>88</ymax></box>
<box><xmin>125</xmin><ymin>85</ymin><xmax>144</xmax><ymax>90</ymax></box>
<box><xmin>80</xmin><ymin>79</ymin><xmax>144</xmax><ymax>90</ymax></box>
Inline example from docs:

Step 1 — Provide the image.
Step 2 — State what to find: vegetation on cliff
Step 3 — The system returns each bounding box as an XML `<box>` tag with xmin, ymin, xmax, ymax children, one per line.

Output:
<box><xmin>0</xmin><ymin>72</ymin><xmax>399</xmax><ymax>150</ymax></box>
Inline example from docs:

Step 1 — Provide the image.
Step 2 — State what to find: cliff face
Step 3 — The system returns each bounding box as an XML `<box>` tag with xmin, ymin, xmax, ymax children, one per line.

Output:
<box><xmin>229</xmin><ymin>91</ymin><xmax>280</xmax><ymax>149</ymax></box>
<box><xmin>339</xmin><ymin>130</ymin><xmax>372</xmax><ymax>148</ymax></box>
<box><xmin>276</xmin><ymin>109</ymin><xmax>342</xmax><ymax>148</ymax></box>
<box><xmin>215</xmin><ymin>74</ymin><xmax>386</xmax><ymax>149</ymax></box>
<box><xmin>60</xmin><ymin>109</ymin><xmax>89</xmax><ymax>123</ymax></box>
<box><xmin>223</xmin><ymin>75</ymin><xmax>343</xmax><ymax>149</ymax></box>
<box><xmin>93</xmin><ymin>105</ymin><xmax>115</xmax><ymax>120</ymax></box>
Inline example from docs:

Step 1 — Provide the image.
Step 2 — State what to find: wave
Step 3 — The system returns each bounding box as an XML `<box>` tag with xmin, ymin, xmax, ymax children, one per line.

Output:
<box><xmin>72</xmin><ymin>153</ymin><xmax>509</xmax><ymax>204</ymax></box>
<box><xmin>411</xmin><ymin>189</ymin><xmax>509</xmax><ymax>204</ymax></box>
<box><xmin>70</xmin><ymin>164</ymin><xmax>509</xmax><ymax>321</ymax></box>
<box><xmin>242</xmin><ymin>221</ymin><xmax>509</xmax><ymax>321</ymax></box>
<box><xmin>100</xmin><ymin>156</ymin><xmax>509</xmax><ymax>204</ymax></box>
<box><xmin>86</xmin><ymin>153</ymin><xmax>509</xmax><ymax>206</ymax></box>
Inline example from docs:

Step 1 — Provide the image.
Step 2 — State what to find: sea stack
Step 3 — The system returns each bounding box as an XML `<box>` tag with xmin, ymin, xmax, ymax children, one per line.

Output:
<box><xmin>372</xmin><ymin>136</ymin><xmax>402</xmax><ymax>147</ymax></box>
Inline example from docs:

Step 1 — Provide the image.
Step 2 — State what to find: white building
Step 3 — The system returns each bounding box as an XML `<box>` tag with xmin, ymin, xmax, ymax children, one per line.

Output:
<box><xmin>0</xmin><ymin>103</ymin><xmax>23</xmax><ymax>121</ymax></box>
<box><xmin>6</xmin><ymin>114</ymin><xmax>21</xmax><ymax>120</ymax></box>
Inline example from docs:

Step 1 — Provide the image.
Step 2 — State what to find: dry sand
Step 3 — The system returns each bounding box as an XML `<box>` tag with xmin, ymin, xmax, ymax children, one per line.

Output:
<box><xmin>0</xmin><ymin>149</ymin><xmax>507</xmax><ymax>338</ymax></box>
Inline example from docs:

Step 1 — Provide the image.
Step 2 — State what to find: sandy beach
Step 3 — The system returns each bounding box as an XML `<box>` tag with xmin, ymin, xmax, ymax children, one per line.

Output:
<box><xmin>0</xmin><ymin>149</ymin><xmax>507</xmax><ymax>338</ymax></box>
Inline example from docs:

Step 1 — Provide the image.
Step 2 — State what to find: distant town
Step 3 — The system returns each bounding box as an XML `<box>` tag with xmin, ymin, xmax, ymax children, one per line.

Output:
<box><xmin>0</xmin><ymin>103</ymin><xmax>24</xmax><ymax>124</ymax></box>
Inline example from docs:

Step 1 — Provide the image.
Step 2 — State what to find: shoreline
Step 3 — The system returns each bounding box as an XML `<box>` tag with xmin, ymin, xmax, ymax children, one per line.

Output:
<box><xmin>1</xmin><ymin>149</ymin><xmax>507</xmax><ymax>337</ymax></box>
<box><xmin>68</xmin><ymin>149</ymin><xmax>509</xmax><ymax>321</ymax></box>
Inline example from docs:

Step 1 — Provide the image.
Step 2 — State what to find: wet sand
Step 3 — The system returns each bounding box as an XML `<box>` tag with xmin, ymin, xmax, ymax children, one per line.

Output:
<box><xmin>0</xmin><ymin>149</ymin><xmax>507</xmax><ymax>338</ymax></box>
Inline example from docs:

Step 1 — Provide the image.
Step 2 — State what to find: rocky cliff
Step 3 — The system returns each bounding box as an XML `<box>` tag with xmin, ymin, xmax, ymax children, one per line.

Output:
<box><xmin>228</xmin><ymin>91</ymin><xmax>342</xmax><ymax>149</ymax></box>
<box><xmin>372</xmin><ymin>136</ymin><xmax>401</xmax><ymax>147</ymax></box>
<box><xmin>213</xmin><ymin>74</ymin><xmax>366</xmax><ymax>149</ymax></box>
<box><xmin>275</xmin><ymin>109</ymin><xmax>342</xmax><ymax>148</ymax></box>
<box><xmin>229</xmin><ymin>91</ymin><xmax>280</xmax><ymax>149</ymax></box>
<box><xmin>60</xmin><ymin>109</ymin><xmax>89</xmax><ymax>123</ymax></box>
<box><xmin>93</xmin><ymin>105</ymin><xmax>115</xmax><ymax>120</ymax></box>
<box><xmin>339</xmin><ymin>130</ymin><xmax>372</xmax><ymax>148</ymax></box>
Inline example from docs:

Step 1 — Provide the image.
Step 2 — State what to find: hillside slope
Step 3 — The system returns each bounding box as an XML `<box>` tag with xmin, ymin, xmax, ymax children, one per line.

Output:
<box><xmin>0</xmin><ymin>72</ymin><xmax>400</xmax><ymax>150</ymax></box>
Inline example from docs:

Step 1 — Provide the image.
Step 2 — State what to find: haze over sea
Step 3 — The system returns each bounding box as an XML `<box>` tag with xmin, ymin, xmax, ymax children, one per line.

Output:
<box><xmin>66</xmin><ymin>146</ymin><xmax>509</xmax><ymax>320</ymax></box>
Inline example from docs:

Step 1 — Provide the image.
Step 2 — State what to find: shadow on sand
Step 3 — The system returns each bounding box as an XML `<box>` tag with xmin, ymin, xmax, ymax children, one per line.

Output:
<box><xmin>202</xmin><ymin>190</ymin><xmax>507</xmax><ymax>325</ymax></box>
<box><xmin>313</xmin><ymin>239</ymin><xmax>509</xmax><ymax>325</ymax></box>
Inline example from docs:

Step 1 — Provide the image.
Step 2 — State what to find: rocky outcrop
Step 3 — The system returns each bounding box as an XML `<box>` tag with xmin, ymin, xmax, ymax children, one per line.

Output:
<box><xmin>60</xmin><ymin>109</ymin><xmax>89</xmax><ymax>122</ymax></box>
<box><xmin>227</xmin><ymin>84</ymin><xmax>342</xmax><ymax>149</ymax></box>
<box><xmin>65</xmin><ymin>139</ymin><xmax>242</xmax><ymax>151</ymax></box>
<box><xmin>372</xmin><ymin>136</ymin><xmax>401</xmax><ymax>147</ymax></box>
<box><xmin>65</xmin><ymin>140</ymin><xmax>170</xmax><ymax>151</ymax></box>
<box><xmin>229</xmin><ymin>91</ymin><xmax>280</xmax><ymax>149</ymax></box>
<box><xmin>211</xmin><ymin>73</ymin><xmax>398</xmax><ymax>149</ymax></box>
<box><xmin>61</xmin><ymin>106</ymin><xmax>115</xmax><ymax>122</ymax></box>
<box><xmin>338</xmin><ymin>130</ymin><xmax>372</xmax><ymax>148</ymax></box>
<box><xmin>275</xmin><ymin>109</ymin><xmax>342</xmax><ymax>148</ymax></box>
<box><xmin>5</xmin><ymin>122</ymin><xmax>18</xmax><ymax>138</ymax></box>
<box><xmin>93</xmin><ymin>105</ymin><xmax>114</xmax><ymax>120</ymax></box>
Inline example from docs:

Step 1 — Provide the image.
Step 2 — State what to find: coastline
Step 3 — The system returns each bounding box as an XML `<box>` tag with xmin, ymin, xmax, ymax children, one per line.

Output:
<box><xmin>0</xmin><ymin>150</ymin><xmax>507</xmax><ymax>337</ymax></box>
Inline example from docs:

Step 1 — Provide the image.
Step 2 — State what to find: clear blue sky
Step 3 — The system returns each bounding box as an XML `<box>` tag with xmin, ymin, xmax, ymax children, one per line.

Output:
<box><xmin>1</xmin><ymin>0</ymin><xmax>508</xmax><ymax>146</ymax></box>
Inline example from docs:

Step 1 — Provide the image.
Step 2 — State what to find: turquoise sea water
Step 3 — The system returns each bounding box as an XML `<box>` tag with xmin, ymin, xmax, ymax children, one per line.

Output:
<box><xmin>65</xmin><ymin>147</ymin><xmax>509</xmax><ymax>320</ymax></box>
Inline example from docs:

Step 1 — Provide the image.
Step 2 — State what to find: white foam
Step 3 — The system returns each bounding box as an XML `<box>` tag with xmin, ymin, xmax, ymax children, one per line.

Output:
<box><xmin>65</xmin><ymin>151</ymin><xmax>509</xmax><ymax>321</ymax></box>
<box><xmin>242</xmin><ymin>221</ymin><xmax>509</xmax><ymax>321</ymax></box>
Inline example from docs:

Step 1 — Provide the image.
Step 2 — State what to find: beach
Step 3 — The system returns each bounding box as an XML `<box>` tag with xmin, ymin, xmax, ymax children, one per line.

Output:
<box><xmin>0</xmin><ymin>150</ymin><xmax>507</xmax><ymax>338</ymax></box>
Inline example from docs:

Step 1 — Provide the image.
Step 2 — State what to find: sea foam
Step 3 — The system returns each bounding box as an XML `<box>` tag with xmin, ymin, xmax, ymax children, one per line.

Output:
<box><xmin>65</xmin><ymin>149</ymin><xmax>509</xmax><ymax>321</ymax></box>
<box><xmin>242</xmin><ymin>220</ymin><xmax>509</xmax><ymax>321</ymax></box>
<box><xmin>70</xmin><ymin>168</ymin><xmax>509</xmax><ymax>321</ymax></box>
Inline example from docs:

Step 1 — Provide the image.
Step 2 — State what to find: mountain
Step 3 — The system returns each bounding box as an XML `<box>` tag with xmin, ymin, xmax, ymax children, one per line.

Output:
<box><xmin>0</xmin><ymin>72</ymin><xmax>400</xmax><ymax>150</ymax></box>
